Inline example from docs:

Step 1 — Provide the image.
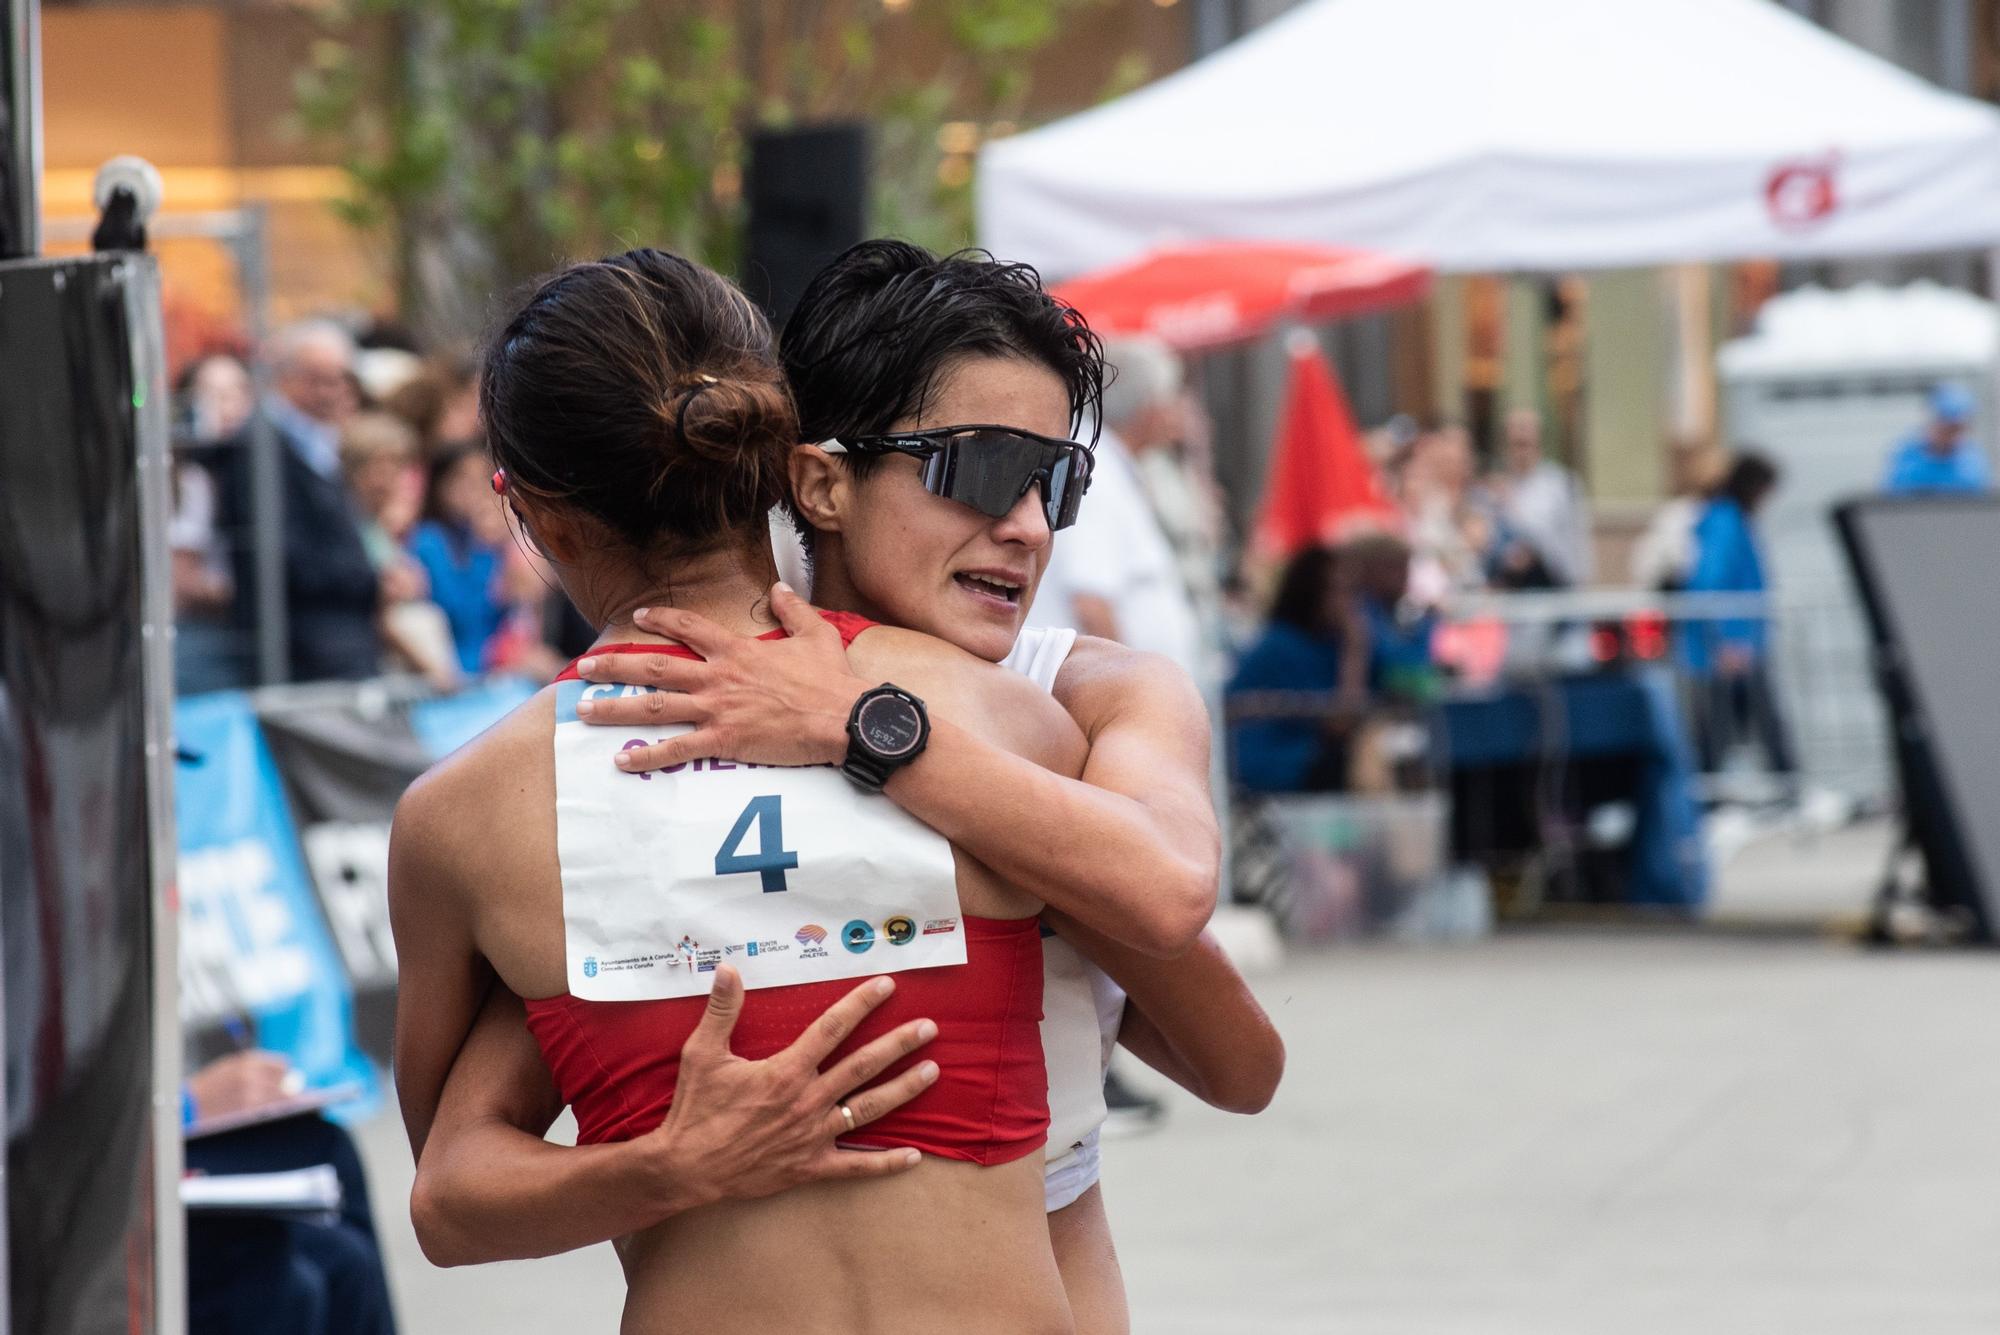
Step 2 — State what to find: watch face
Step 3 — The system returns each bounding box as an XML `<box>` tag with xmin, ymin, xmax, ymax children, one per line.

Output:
<box><xmin>857</xmin><ymin>693</ymin><xmax>923</xmax><ymax>757</ymax></box>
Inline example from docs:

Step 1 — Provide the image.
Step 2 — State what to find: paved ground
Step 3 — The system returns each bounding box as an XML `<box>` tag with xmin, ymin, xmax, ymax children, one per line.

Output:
<box><xmin>357</xmin><ymin>916</ymin><xmax>2000</xmax><ymax>1333</ymax></box>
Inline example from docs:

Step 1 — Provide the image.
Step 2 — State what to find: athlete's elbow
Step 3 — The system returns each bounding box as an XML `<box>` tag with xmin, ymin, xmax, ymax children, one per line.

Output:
<box><xmin>410</xmin><ymin>1168</ymin><xmax>479</xmax><ymax>1268</ymax></box>
<box><xmin>1147</xmin><ymin>863</ymin><xmax>1215</xmax><ymax>956</ymax></box>
<box><xmin>1127</xmin><ymin>907</ymin><xmax>1202</xmax><ymax>958</ymax></box>
<box><xmin>1223</xmin><ymin>1042</ymin><xmax>1287</xmax><ymax>1115</ymax></box>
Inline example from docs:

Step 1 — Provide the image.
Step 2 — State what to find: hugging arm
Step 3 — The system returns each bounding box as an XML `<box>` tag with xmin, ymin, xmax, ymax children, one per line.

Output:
<box><xmin>387</xmin><ymin>775</ymin><xmax>501</xmax><ymax>1161</ymax></box>
<box><xmin>1045</xmin><ymin>910</ymin><xmax>1283</xmax><ymax>1116</ymax></box>
<box><xmin>579</xmin><ymin>588</ymin><xmax>1216</xmax><ymax>956</ymax></box>
<box><xmin>410</xmin><ymin>969</ymin><xmax>941</xmax><ymax>1266</ymax></box>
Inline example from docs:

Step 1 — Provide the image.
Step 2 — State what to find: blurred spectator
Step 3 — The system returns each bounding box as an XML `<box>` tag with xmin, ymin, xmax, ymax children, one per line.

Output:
<box><xmin>212</xmin><ymin>321</ymin><xmax>382</xmax><ymax>682</ymax></box>
<box><xmin>483</xmin><ymin>546</ymin><xmax>567</xmax><ymax>680</ymax></box>
<box><xmin>171</xmin><ymin>354</ymin><xmax>260</xmax><ymax>693</ymax></box>
<box><xmin>1025</xmin><ymin>336</ymin><xmax>1205</xmax><ymax>685</ymax></box>
<box><xmin>1631</xmin><ymin>440</ymin><xmax>1727</xmax><ymax>592</ymax></box>
<box><xmin>434</xmin><ymin>351</ymin><xmax>484</xmax><ymax>446</ymax></box>
<box><xmin>1882</xmin><ymin>384</ymin><xmax>1991</xmax><ymax>495</ymax></box>
<box><xmin>1225</xmin><ymin>546</ymin><xmax>1369</xmax><ymax>793</ymax></box>
<box><xmin>354</xmin><ymin>346</ymin><xmax>426</xmax><ymax>411</ymax></box>
<box><xmin>1493</xmin><ymin>407</ymin><xmax>1593</xmax><ymax>587</ymax></box>
<box><xmin>340</xmin><ymin>413</ymin><xmax>423</xmax><ymax>566</ymax></box>
<box><xmin>183</xmin><ymin>1054</ymin><xmax>397</xmax><ymax>1335</ymax></box>
<box><xmin>1682</xmin><ymin>451</ymin><xmax>1792</xmax><ymax>776</ymax></box>
<box><xmin>1346</xmin><ymin>532</ymin><xmax>1439</xmax><ymax>704</ymax></box>
<box><xmin>341</xmin><ymin>413</ymin><xmax>460</xmax><ymax>688</ymax></box>
<box><xmin>1134</xmin><ymin>385</ymin><xmax>1227</xmax><ymax>631</ymax></box>
<box><xmin>168</xmin><ymin>455</ymin><xmax>243</xmax><ymax>695</ymax></box>
<box><xmin>1399</xmin><ymin>421</ymin><xmax>1494</xmax><ymax>601</ymax></box>
<box><xmin>408</xmin><ymin>443</ymin><xmax>510</xmax><ymax>676</ymax></box>
<box><xmin>180</xmin><ymin>352</ymin><xmax>256</xmax><ymax>446</ymax></box>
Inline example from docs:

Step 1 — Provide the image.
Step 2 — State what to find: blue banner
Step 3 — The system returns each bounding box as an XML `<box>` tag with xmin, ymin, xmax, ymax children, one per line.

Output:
<box><xmin>409</xmin><ymin>675</ymin><xmax>538</xmax><ymax>760</ymax></box>
<box><xmin>175</xmin><ymin>692</ymin><xmax>378</xmax><ymax>1115</ymax></box>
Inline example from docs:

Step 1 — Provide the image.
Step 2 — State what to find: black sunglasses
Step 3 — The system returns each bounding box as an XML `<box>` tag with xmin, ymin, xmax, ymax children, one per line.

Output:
<box><xmin>831</xmin><ymin>425</ymin><xmax>1095</xmax><ymax>531</ymax></box>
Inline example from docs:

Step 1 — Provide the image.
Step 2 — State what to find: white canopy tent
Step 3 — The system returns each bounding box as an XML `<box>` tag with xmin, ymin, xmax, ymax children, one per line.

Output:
<box><xmin>978</xmin><ymin>0</ymin><xmax>2000</xmax><ymax>276</ymax></box>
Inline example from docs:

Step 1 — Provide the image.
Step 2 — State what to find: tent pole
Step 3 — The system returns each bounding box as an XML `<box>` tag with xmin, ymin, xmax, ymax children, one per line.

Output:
<box><xmin>1</xmin><ymin>0</ymin><xmax>41</xmax><ymax>259</ymax></box>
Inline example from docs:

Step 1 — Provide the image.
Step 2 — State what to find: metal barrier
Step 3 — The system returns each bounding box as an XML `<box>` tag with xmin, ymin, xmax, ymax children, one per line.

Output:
<box><xmin>1435</xmin><ymin>585</ymin><xmax>1886</xmax><ymax>807</ymax></box>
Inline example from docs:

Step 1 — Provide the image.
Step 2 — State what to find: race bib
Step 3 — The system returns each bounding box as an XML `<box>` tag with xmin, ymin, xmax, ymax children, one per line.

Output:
<box><xmin>553</xmin><ymin>680</ymin><xmax>966</xmax><ymax>1000</ymax></box>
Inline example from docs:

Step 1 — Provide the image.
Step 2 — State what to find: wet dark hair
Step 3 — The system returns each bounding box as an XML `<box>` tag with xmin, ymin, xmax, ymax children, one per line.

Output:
<box><xmin>1715</xmin><ymin>449</ymin><xmax>1780</xmax><ymax>512</ymax></box>
<box><xmin>780</xmin><ymin>240</ymin><xmax>1106</xmax><ymax>472</ymax></box>
<box><xmin>480</xmin><ymin>248</ymin><xmax>795</xmax><ymax>556</ymax></box>
<box><xmin>1269</xmin><ymin>546</ymin><xmax>1341</xmax><ymax>636</ymax></box>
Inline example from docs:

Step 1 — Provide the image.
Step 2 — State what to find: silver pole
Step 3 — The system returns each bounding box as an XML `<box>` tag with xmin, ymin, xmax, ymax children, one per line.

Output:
<box><xmin>123</xmin><ymin>254</ymin><xmax>186</xmax><ymax>1335</ymax></box>
<box><xmin>1</xmin><ymin>0</ymin><xmax>42</xmax><ymax>259</ymax></box>
<box><xmin>234</xmin><ymin>206</ymin><xmax>289</xmax><ymax>684</ymax></box>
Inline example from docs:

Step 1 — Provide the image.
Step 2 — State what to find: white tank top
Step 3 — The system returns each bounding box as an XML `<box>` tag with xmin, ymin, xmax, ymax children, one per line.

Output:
<box><xmin>1001</xmin><ymin>628</ymin><xmax>1128</xmax><ymax>1164</ymax></box>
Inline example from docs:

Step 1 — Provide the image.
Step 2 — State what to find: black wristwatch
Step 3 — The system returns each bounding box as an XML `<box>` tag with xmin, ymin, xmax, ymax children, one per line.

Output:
<box><xmin>842</xmin><ymin>684</ymin><xmax>931</xmax><ymax>791</ymax></box>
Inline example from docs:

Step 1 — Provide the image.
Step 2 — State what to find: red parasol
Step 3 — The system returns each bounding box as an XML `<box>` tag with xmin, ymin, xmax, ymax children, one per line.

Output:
<box><xmin>1051</xmin><ymin>241</ymin><xmax>1432</xmax><ymax>352</ymax></box>
<box><xmin>1252</xmin><ymin>336</ymin><xmax>1400</xmax><ymax>559</ymax></box>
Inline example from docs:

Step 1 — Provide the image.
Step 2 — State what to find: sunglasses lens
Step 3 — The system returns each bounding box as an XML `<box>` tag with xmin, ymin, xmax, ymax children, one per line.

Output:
<box><xmin>926</xmin><ymin>429</ymin><xmax>1089</xmax><ymax>529</ymax></box>
<box><xmin>933</xmin><ymin>432</ymin><xmax>1044</xmax><ymax>519</ymax></box>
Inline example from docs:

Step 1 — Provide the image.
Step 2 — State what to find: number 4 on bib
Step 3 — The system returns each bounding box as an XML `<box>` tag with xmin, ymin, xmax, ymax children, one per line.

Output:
<box><xmin>714</xmin><ymin>795</ymin><xmax>799</xmax><ymax>893</ymax></box>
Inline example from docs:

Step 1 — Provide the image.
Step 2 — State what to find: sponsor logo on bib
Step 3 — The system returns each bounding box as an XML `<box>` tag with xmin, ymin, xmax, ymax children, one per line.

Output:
<box><xmin>796</xmin><ymin>924</ymin><xmax>827</xmax><ymax>945</ymax></box>
<box><xmin>922</xmin><ymin>917</ymin><xmax>959</xmax><ymax>936</ymax></box>
<box><xmin>842</xmin><ymin>919</ymin><xmax>876</xmax><ymax>954</ymax></box>
<box><xmin>884</xmin><ymin>915</ymin><xmax>917</xmax><ymax>946</ymax></box>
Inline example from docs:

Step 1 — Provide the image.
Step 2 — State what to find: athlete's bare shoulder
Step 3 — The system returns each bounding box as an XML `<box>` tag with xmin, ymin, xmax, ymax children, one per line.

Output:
<box><xmin>1053</xmin><ymin>636</ymin><xmax>1207</xmax><ymax>743</ymax></box>
<box><xmin>392</xmin><ymin>688</ymin><xmax>558</xmax><ymax>892</ymax></box>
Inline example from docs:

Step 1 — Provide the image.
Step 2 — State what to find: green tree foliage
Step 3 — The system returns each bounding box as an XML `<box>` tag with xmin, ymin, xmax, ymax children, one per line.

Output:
<box><xmin>296</xmin><ymin>0</ymin><xmax>1133</xmax><ymax>340</ymax></box>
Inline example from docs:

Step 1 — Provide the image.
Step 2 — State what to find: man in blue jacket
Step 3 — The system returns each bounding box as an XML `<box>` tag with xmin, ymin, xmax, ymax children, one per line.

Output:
<box><xmin>1883</xmin><ymin>384</ymin><xmax>1991</xmax><ymax>495</ymax></box>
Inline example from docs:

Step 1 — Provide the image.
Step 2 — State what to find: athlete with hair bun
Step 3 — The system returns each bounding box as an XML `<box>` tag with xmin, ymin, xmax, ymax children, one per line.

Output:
<box><xmin>390</xmin><ymin>248</ymin><xmax>1186</xmax><ymax>1335</ymax></box>
<box><xmin>407</xmin><ymin>244</ymin><xmax>1280</xmax><ymax>1333</ymax></box>
<box><xmin>580</xmin><ymin>240</ymin><xmax>1286</xmax><ymax>1332</ymax></box>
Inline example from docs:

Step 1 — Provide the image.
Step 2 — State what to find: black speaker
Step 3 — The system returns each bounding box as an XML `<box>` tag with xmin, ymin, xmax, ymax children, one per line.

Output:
<box><xmin>742</xmin><ymin>123</ymin><xmax>868</xmax><ymax>327</ymax></box>
<box><xmin>1836</xmin><ymin>496</ymin><xmax>2000</xmax><ymax>940</ymax></box>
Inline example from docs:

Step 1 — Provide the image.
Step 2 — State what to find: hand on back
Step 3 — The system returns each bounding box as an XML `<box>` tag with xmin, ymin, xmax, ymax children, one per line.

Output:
<box><xmin>651</xmin><ymin>965</ymin><xmax>941</xmax><ymax>1208</ymax></box>
<box><xmin>577</xmin><ymin>583</ymin><xmax>870</xmax><ymax>773</ymax></box>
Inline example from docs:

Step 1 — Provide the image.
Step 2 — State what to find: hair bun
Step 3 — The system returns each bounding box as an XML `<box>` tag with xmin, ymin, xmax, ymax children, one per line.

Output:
<box><xmin>664</xmin><ymin>368</ymin><xmax>795</xmax><ymax>466</ymax></box>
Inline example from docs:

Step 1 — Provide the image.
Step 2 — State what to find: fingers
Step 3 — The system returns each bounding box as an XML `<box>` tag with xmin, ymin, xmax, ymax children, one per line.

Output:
<box><xmin>809</xmin><ymin>1146</ymin><xmax>924</xmax><ymax>1181</ymax></box>
<box><xmin>813</xmin><ymin>1017</ymin><xmax>938</xmax><ymax>1105</ymax></box>
<box><xmin>683</xmin><ymin>964</ymin><xmax>743</xmax><ymax>1058</ymax></box>
<box><xmin>826</xmin><ymin>1058</ymin><xmax>941</xmax><ymax>1135</ymax></box>
<box><xmin>632</xmin><ymin>605</ymin><xmax>734</xmax><ymax>656</ymax></box>
<box><xmin>612</xmin><ymin>730</ymin><xmax>724</xmax><ymax>773</ymax></box>
<box><xmin>233</xmin><ymin>1051</ymin><xmax>293</xmax><ymax>1076</ymax></box>
<box><xmin>589</xmin><ymin>690</ymin><xmax>703</xmax><ymax>733</ymax></box>
<box><xmin>575</xmin><ymin>652</ymin><xmax>707</xmax><ymax>697</ymax></box>
<box><xmin>768</xmin><ymin>582</ymin><xmax>835</xmax><ymax>640</ymax></box>
<box><xmin>782</xmin><ymin>976</ymin><xmax>895</xmax><ymax>1072</ymax></box>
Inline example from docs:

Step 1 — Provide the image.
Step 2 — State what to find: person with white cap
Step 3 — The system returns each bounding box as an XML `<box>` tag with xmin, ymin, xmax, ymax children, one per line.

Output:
<box><xmin>1883</xmin><ymin>384</ymin><xmax>1992</xmax><ymax>495</ymax></box>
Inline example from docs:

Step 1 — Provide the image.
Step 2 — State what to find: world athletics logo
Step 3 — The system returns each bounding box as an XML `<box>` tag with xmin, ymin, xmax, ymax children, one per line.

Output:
<box><xmin>582</xmin><ymin>956</ymin><xmax>599</xmax><ymax>979</ymax></box>
<box><xmin>795</xmin><ymin>924</ymin><xmax>828</xmax><ymax>945</ymax></box>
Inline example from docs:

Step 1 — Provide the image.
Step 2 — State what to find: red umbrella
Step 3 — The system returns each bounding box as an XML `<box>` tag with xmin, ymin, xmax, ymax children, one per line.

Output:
<box><xmin>1252</xmin><ymin>336</ymin><xmax>1400</xmax><ymax>559</ymax></box>
<box><xmin>1052</xmin><ymin>241</ymin><xmax>1431</xmax><ymax>351</ymax></box>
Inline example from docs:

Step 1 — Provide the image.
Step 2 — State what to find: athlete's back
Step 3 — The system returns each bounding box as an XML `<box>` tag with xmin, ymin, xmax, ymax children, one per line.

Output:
<box><xmin>391</xmin><ymin>617</ymin><xmax>1085</xmax><ymax>1335</ymax></box>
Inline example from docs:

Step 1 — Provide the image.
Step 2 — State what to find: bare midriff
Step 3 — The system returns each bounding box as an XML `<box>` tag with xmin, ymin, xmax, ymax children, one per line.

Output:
<box><xmin>615</xmin><ymin>1156</ymin><xmax>1074</xmax><ymax>1335</ymax></box>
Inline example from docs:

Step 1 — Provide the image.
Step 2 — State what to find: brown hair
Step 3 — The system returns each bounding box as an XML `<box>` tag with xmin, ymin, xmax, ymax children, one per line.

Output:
<box><xmin>339</xmin><ymin>410</ymin><xmax>419</xmax><ymax>482</ymax></box>
<box><xmin>479</xmin><ymin>249</ymin><xmax>795</xmax><ymax>557</ymax></box>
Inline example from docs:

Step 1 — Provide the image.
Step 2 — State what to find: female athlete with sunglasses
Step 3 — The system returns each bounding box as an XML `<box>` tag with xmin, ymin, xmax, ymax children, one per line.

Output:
<box><xmin>410</xmin><ymin>242</ymin><xmax>1283</xmax><ymax>1333</ymax></box>
<box><xmin>588</xmin><ymin>240</ymin><xmax>1284</xmax><ymax>1332</ymax></box>
<box><xmin>388</xmin><ymin>249</ymin><xmax>1230</xmax><ymax>1334</ymax></box>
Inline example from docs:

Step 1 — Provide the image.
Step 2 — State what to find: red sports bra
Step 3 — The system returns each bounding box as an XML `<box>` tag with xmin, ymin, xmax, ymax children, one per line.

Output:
<box><xmin>524</xmin><ymin>611</ymin><xmax>1049</xmax><ymax>1166</ymax></box>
